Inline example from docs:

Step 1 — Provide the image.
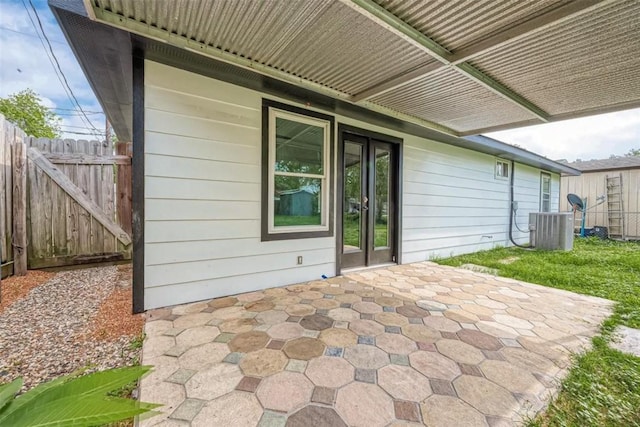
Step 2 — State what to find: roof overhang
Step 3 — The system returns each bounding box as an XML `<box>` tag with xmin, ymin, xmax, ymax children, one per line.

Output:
<box><xmin>79</xmin><ymin>0</ymin><xmax>640</xmax><ymax>136</ymax></box>
<box><xmin>49</xmin><ymin>0</ymin><xmax>593</xmax><ymax>175</ymax></box>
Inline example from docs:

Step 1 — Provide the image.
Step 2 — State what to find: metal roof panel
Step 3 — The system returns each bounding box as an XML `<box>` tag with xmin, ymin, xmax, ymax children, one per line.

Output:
<box><xmin>370</xmin><ymin>67</ymin><xmax>534</xmax><ymax>132</ymax></box>
<box><xmin>372</xmin><ymin>0</ymin><xmax>567</xmax><ymax>51</ymax></box>
<box><xmin>471</xmin><ymin>0</ymin><xmax>640</xmax><ymax>116</ymax></box>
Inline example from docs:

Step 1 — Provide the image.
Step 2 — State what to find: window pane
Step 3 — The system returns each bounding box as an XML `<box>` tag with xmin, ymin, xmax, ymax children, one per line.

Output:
<box><xmin>542</xmin><ymin>177</ymin><xmax>551</xmax><ymax>193</ymax></box>
<box><xmin>275</xmin><ymin>117</ymin><xmax>324</xmax><ymax>174</ymax></box>
<box><xmin>274</xmin><ymin>175</ymin><xmax>322</xmax><ymax>226</ymax></box>
<box><xmin>344</xmin><ymin>142</ymin><xmax>362</xmax><ymax>252</ymax></box>
<box><xmin>374</xmin><ymin>149</ymin><xmax>390</xmax><ymax>248</ymax></box>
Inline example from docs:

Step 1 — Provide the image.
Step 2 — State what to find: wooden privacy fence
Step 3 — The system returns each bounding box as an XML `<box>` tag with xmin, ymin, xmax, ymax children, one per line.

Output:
<box><xmin>0</xmin><ymin>114</ymin><xmax>132</xmax><ymax>277</ymax></box>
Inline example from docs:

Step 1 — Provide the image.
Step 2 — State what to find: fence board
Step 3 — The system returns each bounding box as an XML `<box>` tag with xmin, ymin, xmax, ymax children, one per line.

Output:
<box><xmin>0</xmin><ymin>118</ymin><xmax>6</xmax><ymax>265</ymax></box>
<box><xmin>75</xmin><ymin>140</ymin><xmax>92</xmax><ymax>254</ymax></box>
<box><xmin>27</xmin><ymin>149</ymin><xmax>131</xmax><ymax>245</ymax></box>
<box><xmin>89</xmin><ymin>140</ymin><xmax>104</xmax><ymax>253</ymax></box>
<box><xmin>1</xmin><ymin>118</ymin><xmax>10</xmax><ymax>278</ymax></box>
<box><xmin>49</xmin><ymin>139</ymin><xmax>67</xmax><ymax>256</ymax></box>
<box><xmin>0</xmin><ymin>115</ymin><xmax>131</xmax><ymax>273</ymax></box>
<box><xmin>12</xmin><ymin>141</ymin><xmax>27</xmax><ymax>275</ymax></box>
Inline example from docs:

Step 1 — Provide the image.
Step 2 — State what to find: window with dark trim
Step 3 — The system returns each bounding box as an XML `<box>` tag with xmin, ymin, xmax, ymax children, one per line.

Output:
<box><xmin>261</xmin><ymin>100</ymin><xmax>334</xmax><ymax>241</ymax></box>
<box><xmin>540</xmin><ymin>172</ymin><xmax>551</xmax><ymax>212</ymax></box>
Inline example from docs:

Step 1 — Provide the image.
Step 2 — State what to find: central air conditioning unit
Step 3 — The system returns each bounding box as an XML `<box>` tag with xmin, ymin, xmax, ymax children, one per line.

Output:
<box><xmin>529</xmin><ymin>212</ymin><xmax>574</xmax><ymax>250</ymax></box>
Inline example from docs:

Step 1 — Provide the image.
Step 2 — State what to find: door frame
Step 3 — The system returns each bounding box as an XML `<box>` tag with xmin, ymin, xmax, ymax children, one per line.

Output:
<box><xmin>336</xmin><ymin>123</ymin><xmax>403</xmax><ymax>275</ymax></box>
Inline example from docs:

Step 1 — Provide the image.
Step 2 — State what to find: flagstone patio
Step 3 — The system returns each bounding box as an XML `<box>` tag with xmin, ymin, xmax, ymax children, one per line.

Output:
<box><xmin>138</xmin><ymin>262</ymin><xmax>613</xmax><ymax>427</ymax></box>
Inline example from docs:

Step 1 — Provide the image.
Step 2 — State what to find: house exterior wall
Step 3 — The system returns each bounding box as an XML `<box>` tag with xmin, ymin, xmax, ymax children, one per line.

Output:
<box><xmin>560</xmin><ymin>169</ymin><xmax>640</xmax><ymax>238</ymax></box>
<box><xmin>143</xmin><ymin>60</ymin><xmax>559</xmax><ymax>309</ymax></box>
<box><xmin>401</xmin><ymin>146</ymin><xmax>560</xmax><ymax>262</ymax></box>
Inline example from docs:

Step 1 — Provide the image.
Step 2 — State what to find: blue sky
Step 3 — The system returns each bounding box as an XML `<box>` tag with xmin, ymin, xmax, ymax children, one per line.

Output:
<box><xmin>0</xmin><ymin>0</ymin><xmax>638</xmax><ymax>160</ymax></box>
<box><xmin>0</xmin><ymin>0</ymin><xmax>105</xmax><ymax>139</ymax></box>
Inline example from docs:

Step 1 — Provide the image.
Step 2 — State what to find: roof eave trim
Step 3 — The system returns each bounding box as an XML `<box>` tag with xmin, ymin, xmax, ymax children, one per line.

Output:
<box><xmin>465</xmin><ymin>135</ymin><xmax>581</xmax><ymax>176</ymax></box>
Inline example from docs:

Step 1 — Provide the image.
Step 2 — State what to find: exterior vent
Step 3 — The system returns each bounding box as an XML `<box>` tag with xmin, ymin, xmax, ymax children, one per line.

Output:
<box><xmin>529</xmin><ymin>213</ymin><xmax>574</xmax><ymax>251</ymax></box>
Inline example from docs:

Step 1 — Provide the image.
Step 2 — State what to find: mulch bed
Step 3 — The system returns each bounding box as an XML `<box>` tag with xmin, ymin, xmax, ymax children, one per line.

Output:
<box><xmin>0</xmin><ymin>264</ymin><xmax>144</xmax><ymax>392</ymax></box>
<box><xmin>0</xmin><ymin>271</ymin><xmax>55</xmax><ymax>313</ymax></box>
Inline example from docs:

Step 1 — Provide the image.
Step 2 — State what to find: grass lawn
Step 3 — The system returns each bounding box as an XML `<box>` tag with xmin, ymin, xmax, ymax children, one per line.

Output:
<box><xmin>343</xmin><ymin>216</ymin><xmax>388</xmax><ymax>248</ymax></box>
<box><xmin>274</xmin><ymin>215</ymin><xmax>321</xmax><ymax>227</ymax></box>
<box><xmin>436</xmin><ymin>238</ymin><xmax>640</xmax><ymax>426</ymax></box>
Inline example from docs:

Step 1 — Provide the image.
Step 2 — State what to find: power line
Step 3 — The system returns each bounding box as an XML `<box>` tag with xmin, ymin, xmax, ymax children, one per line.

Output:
<box><xmin>52</xmin><ymin>107</ymin><xmax>104</xmax><ymax>114</ymax></box>
<box><xmin>22</xmin><ymin>0</ymin><xmax>103</xmax><ymax>139</ymax></box>
<box><xmin>19</xmin><ymin>0</ymin><xmax>97</xmax><ymax>137</ymax></box>
<box><xmin>0</xmin><ymin>25</ymin><xmax>65</xmax><ymax>44</ymax></box>
<box><xmin>61</xmin><ymin>124</ymin><xmax>106</xmax><ymax>130</ymax></box>
<box><xmin>24</xmin><ymin>0</ymin><xmax>101</xmax><ymax>135</ymax></box>
<box><xmin>56</xmin><ymin>111</ymin><xmax>104</xmax><ymax>116</ymax></box>
<box><xmin>60</xmin><ymin>130</ymin><xmax>106</xmax><ymax>136</ymax></box>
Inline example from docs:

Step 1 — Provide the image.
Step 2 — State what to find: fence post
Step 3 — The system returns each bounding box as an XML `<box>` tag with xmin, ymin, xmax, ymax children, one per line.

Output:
<box><xmin>116</xmin><ymin>141</ymin><xmax>132</xmax><ymax>235</ymax></box>
<box><xmin>12</xmin><ymin>142</ymin><xmax>27</xmax><ymax>275</ymax></box>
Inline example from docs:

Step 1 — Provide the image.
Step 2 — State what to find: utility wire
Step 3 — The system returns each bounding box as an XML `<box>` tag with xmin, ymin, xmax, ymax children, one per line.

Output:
<box><xmin>61</xmin><ymin>124</ymin><xmax>107</xmax><ymax>130</ymax></box>
<box><xmin>0</xmin><ymin>25</ymin><xmax>65</xmax><ymax>44</ymax></box>
<box><xmin>60</xmin><ymin>130</ymin><xmax>106</xmax><ymax>136</ymax></box>
<box><xmin>19</xmin><ymin>0</ymin><xmax>96</xmax><ymax>136</ymax></box>
<box><xmin>52</xmin><ymin>107</ymin><xmax>104</xmax><ymax>114</ymax></box>
<box><xmin>22</xmin><ymin>0</ymin><xmax>103</xmax><ymax>139</ymax></box>
<box><xmin>56</xmin><ymin>111</ymin><xmax>104</xmax><ymax>116</ymax></box>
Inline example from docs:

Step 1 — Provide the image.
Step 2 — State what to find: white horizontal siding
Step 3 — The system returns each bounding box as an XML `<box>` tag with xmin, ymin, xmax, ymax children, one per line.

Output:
<box><xmin>145</xmin><ymin>264</ymin><xmax>332</xmax><ymax>310</ymax></box>
<box><xmin>401</xmin><ymin>140</ymin><xmax>509</xmax><ymax>261</ymax></box>
<box><xmin>143</xmin><ymin>60</ymin><xmax>558</xmax><ymax>309</ymax></box>
<box><xmin>144</xmin><ymin>60</ymin><xmax>334</xmax><ymax>309</ymax></box>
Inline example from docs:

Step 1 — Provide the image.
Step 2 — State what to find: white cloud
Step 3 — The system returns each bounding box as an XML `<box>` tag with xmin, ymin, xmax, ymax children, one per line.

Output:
<box><xmin>0</xmin><ymin>0</ymin><xmax>105</xmax><ymax>140</ymax></box>
<box><xmin>486</xmin><ymin>108</ymin><xmax>640</xmax><ymax>162</ymax></box>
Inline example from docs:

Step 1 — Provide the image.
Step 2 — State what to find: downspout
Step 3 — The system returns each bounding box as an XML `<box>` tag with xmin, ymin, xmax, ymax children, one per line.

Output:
<box><xmin>508</xmin><ymin>160</ymin><xmax>529</xmax><ymax>248</ymax></box>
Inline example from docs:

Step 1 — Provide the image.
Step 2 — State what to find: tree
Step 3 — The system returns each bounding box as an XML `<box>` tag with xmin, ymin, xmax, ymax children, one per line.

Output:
<box><xmin>625</xmin><ymin>148</ymin><xmax>640</xmax><ymax>157</ymax></box>
<box><xmin>0</xmin><ymin>89</ymin><xmax>61</xmax><ymax>138</ymax></box>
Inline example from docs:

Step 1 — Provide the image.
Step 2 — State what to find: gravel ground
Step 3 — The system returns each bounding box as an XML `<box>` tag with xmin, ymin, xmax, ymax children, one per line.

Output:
<box><xmin>0</xmin><ymin>265</ymin><xmax>143</xmax><ymax>392</ymax></box>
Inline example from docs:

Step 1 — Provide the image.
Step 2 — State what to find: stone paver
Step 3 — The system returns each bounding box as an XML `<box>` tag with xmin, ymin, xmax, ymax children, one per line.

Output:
<box><xmin>336</xmin><ymin>382</ymin><xmax>395</xmax><ymax>426</ymax></box>
<box><xmin>228</xmin><ymin>331</ymin><xmax>270</xmax><ymax>353</ymax></box>
<box><xmin>282</xmin><ymin>337</ymin><xmax>325</xmax><ymax>360</ymax></box>
<box><xmin>185</xmin><ymin>363</ymin><xmax>242</xmax><ymax>400</ymax></box>
<box><xmin>140</xmin><ymin>262</ymin><xmax>612</xmax><ymax>426</ymax></box>
<box><xmin>257</xmin><ymin>371</ymin><xmax>313</xmax><ymax>413</ymax></box>
<box><xmin>409</xmin><ymin>350</ymin><xmax>461</xmax><ymax>381</ymax></box>
<box><xmin>319</xmin><ymin>328</ymin><xmax>358</xmax><ymax>347</ymax></box>
<box><xmin>421</xmin><ymin>395</ymin><xmax>487</xmax><ymax>427</ymax></box>
<box><xmin>305</xmin><ymin>356</ymin><xmax>354</xmax><ymax>388</ymax></box>
<box><xmin>378</xmin><ymin>364</ymin><xmax>432</xmax><ymax>401</ymax></box>
<box><xmin>344</xmin><ymin>344</ymin><xmax>389</xmax><ymax>369</ymax></box>
<box><xmin>454</xmin><ymin>375</ymin><xmax>519</xmax><ymax>418</ymax></box>
<box><xmin>239</xmin><ymin>348</ymin><xmax>288</xmax><ymax>377</ymax></box>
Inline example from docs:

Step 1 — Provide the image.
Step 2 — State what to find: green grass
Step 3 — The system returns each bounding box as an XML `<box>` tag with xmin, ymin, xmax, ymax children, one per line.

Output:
<box><xmin>436</xmin><ymin>238</ymin><xmax>640</xmax><ymax>426</ymax></box>
<box><xmin>343</xmin><ymin>216</ymin><xmax>388</xmax><ymax>248</ymax></box>
<box><xmin>274</xmin><ymin>215</ymin><xmax>321</xmax><ymax>227</ymax></box>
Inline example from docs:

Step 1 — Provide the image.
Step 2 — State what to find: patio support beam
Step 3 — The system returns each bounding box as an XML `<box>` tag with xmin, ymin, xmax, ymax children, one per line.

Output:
<box><xmin>448</xmin><ymin>0</ymin><xmax>609</xmax><ymax>64</ymax></box>
<box><xmin>343</xmin><ymin>0</ymin><xmax>551</xmax><ymax>121</ymax></box>
<box><xmin>349</xmin><ymin>0</ymin><xmax>609</xmax><ymax>108</ymax></box>
<box><xmin>351</xmin><ymin>62</ymin><xmax>442</xmax><ymax>103</ymax></box>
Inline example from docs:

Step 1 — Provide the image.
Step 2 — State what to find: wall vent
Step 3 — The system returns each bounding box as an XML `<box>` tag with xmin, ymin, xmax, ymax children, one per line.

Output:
<box><xmin>529</xmin><ymin>213</ymin><xmax>574</xmax><ymax>251</ymax></box>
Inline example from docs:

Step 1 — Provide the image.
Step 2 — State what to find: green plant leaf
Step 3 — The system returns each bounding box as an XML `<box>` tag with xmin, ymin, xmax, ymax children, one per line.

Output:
<box><xmin>0</xmin><ymin>366</ymin><xmax>154</xmax><ymax>426</ymax></box>
<box><xmin>2</xmin><ymin>394</ymin><xmax>159</xmax><ymax>427</ymax></box>
<box><xmin>0</xmin><ymin>378</ymin><xmax>22</xmax><ymax>412</ymax></box>
<box><xmin>0</xmin><ymin>374</ymin><xmax>71</xmax><ymax>418</ymax></box>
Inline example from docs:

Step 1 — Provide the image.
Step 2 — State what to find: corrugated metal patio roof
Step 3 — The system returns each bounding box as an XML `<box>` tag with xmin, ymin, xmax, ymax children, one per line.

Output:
<box><xmin>83</xmin><ymin>0</ymin><xmax>639</xmax><ymax>137</ymax></box>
